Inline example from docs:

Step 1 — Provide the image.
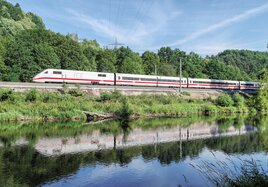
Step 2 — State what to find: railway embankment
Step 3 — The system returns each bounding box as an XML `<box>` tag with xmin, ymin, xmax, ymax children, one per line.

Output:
<box><xmin>0</xmin><ymin>81</ymin><xmax>257</xmax><ymax>99</ymax></box>
<box><xmin>0</xmin><ymin>88</ymin><xmax>256</xmax><ymax>122</ymax></box>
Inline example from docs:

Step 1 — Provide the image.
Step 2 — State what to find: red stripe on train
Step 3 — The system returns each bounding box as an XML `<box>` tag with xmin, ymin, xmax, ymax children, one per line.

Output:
<box><xmin>33</xmin><ymin>77</ymin><xmax>257</xmax><ymax>88</ymax></box>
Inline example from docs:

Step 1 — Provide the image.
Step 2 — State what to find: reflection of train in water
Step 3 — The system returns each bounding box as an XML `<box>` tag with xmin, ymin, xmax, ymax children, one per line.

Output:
<box><xmin>33</xmin><ymin>69</ymin><xmax>259</xmax><ymax>90</ymax></box>
<box><xmin>34</xmin><ymin>123</ymin><xmax>257</xmax><ymax>156</ymax></box>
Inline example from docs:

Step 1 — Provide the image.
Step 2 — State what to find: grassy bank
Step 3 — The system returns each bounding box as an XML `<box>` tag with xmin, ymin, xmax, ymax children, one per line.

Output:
<box><xmin>0</xmin><ymin>88</ymin><xmax>253</xmax><ymax>122</ymax></box>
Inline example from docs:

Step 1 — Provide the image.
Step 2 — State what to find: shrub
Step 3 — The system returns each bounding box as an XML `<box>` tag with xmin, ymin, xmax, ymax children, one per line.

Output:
<box><xmin>68</xmin><ymin>89</ymin><xmax>84</xmax><ymax>97</ymax></box>
<box><xmin>25</xmin><ymin>89</ymin><xmax>39</xmax><ymax>102</ymax></box>
<box><xmin>99</xmin><ymin>91</ymin><xmax>122</xmax><ymax>102</ymax></box>
<box><xmin>0</xmin><ymin>89</ymin><xmax>16</xmax><ymax>102</ymax></box>
<box><xmin>42</xmin><ymin>92</ymin><xmax>60</xmax><ymax>103</ymax></box>
<box><xmin>232</xmin><ymin>93</ymin><xmax>244</xmax><ymax>107</ymax></box>
<box><xmin>181</xmin><ymin>91</ymin><xmax>190</xmax><ymax>96</ymax></box>
<box><xmin>99</xmin><ymin>92</ymin><xmax>112</xmax><ymax>102</ymax></box>
<box><xmin>216</xmin><ymin>94</ymin><xmax>234</xmax><ymax>107</ymax></box>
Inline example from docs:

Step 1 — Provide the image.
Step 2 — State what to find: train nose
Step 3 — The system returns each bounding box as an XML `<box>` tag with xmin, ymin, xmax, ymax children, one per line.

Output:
<box><xmin>32</xmin><ymin>75</ymin><xmax>40</xmax><ymax>82</ymax></box>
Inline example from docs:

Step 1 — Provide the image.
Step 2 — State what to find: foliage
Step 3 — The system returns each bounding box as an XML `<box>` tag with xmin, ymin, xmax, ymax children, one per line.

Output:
<box><xmin>3</xmin><ymin>29</ymin><xmax>89</xmax><ymax>81</ymax></box>
<box><xmin>80</xmin><ymin>39</ymin><xmax>100</xmax><ymax>71</ymax></box>
<box><xmin>96</xmin><ymin>49</ymin><xmax>116</xmax><ymax>72</ymax></box>
<box><xmin>141</xmin><ymin>51</ymin><xmax>160</xmax><ymax>75</ymax></box>
<box><xmin>0</xmin><ymin>89</ymin><xmax>16</xmax><ymax>102</ymax></box>
<box><xmin>196</xmin><ymin>158</ymin><xmax>268</xmax><ymax>187</ymax></box>
<box><xmin>118</xmin><ymin>97</ymin><xmax>131</xmax><ymax>119</ymax></box>
<box><xmin>216</xmin><ymin>94</ymin><xmax>234</xmax><ymax>107</ymax></box>
<box><xmin>99</xmin><ymin>91</ymin><xmax>122</xmax><ymax>102</ymax></box>
<box><xmin>0</xmin><ymin>88</ymin><xmax>250</xmax><ymax>122</ymax></box>
<box><xmin>25</xmin><ymin>89</ymin><xmax>38</xmax><ymax>102</ymax></box>
<box><xmin>216</xmin><ymin>49</ymin><xmax>268</xmax><ymax>80</ymax></box>
<box><xmin>232</xmin><ymin>93</ymin><xmax>245</xmax><ymax>107</ymax></box>
<box><xmin>256</xmin><ymin>72</ymin><xmax>268</xmax><ymax>111</ymax></box>
<box><xmin>0</xmin><ymin>0</ymin><xmax>44</xmax><ymax>36</ymax></box>
<box><xmin>0</xmin><ymin>0</ymin><xmax>268</xmax><ymax>83</ymax></box>
<box><xmin>68</xmin><ymin>87</ymin><xmax>84</xmax><ymax>97</ymax></box>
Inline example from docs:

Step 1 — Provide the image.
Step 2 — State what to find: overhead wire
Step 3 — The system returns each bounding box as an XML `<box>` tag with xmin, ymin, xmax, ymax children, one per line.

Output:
<box><xmin>125</xmin><ymin>0</ymin><xmax>155</xmax><ymax>48</ymax></box>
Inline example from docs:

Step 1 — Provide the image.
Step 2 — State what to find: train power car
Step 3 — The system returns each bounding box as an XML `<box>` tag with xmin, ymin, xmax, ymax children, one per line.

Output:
<box><xmin>32</xmin><ymin>69</ymin><xmax>114</xmax><ymax>85</ymax></box>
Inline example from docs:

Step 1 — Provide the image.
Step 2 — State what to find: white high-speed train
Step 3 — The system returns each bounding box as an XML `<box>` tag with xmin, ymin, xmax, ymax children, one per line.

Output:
<box><xmin>32</xmin><ymin>69</ymin><xmax>259</xmax><ymax>90</ymax></box>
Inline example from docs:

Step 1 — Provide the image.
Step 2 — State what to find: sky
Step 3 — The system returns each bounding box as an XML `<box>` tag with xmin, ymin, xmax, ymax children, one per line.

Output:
<box><xmin>6</xmin><ymin>0</ymin><xmax>268</xmax><ymax>55</ymax></box>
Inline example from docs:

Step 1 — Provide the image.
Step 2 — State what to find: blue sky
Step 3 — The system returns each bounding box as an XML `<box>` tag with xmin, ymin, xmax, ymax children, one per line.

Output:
<box><xmin>6</xmin><ymin>0</ymin><xmax>268</xmax><ymax>55</ymax></box>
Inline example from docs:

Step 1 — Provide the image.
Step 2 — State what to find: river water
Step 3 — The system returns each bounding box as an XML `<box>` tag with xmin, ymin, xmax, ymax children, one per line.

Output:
<box><xmin>0</xmin><ymin>115</ymin><xmax>267</xmax><ymax>187</ymax></box>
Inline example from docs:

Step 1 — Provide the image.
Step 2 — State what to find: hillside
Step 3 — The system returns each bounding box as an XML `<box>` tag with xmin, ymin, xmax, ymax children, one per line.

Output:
<box><xmin>216</xmin><ymin>50</ymin><xmax>268</xmax><ymax>80</ymax></box>
<box><xmin>0</xmin><ymin>0</ymin><xmax>44</xmax><ymax>36</ymax></box>
<box><xmin>0</xmin><ymin>0</ymin><xmax>267</xmax><ymax>82</ymax></box>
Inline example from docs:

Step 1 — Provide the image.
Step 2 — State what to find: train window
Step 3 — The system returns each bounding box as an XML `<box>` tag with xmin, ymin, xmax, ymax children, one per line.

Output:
<box><xmin>241</xmin><ymin>83</ymin><xmax>254</xmax><ymax>86</ymax></box>
<box><xmin>161</xmin><ymin>79</ymin><xmax>178</xmax><ymax>82</ymax></box>
<box><xmin>53</xmin><ymin>71</ymin><xmax>62</xmax><ymax>74</ymax></box>
<box><xmin>98</xmin><ymin>74</ymin><xmax>106</xmax><ymax>77</ymax></box>
<box><xmin>141</xmin><ymin>78</ymin><xmax>157</xmax><ymax>81</ymax></box>
<box><xmin>44</xmin><ymin>71</ymin><xmax>48</xmax><ymax>74</ymax></box>
<box><xmin>118</xmin><ymin>76</ymin><xmax>121</xmax><ymax>80</ymax></box>
<box><xmin>122</xmin><ymin>77</ymin><xmax>140</xmax><ymax>80</ymax></box>
<box><xmin>193</xmin><ymin>81</ymin><xmax>236</xmax><ymax>85</ymax></box>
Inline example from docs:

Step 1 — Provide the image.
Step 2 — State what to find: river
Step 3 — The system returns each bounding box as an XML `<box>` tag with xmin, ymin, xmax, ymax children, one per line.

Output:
<box><xmin>0</xmin><ymin>115</ymin><xmax>267</xmax><ymax>187</ymax></box>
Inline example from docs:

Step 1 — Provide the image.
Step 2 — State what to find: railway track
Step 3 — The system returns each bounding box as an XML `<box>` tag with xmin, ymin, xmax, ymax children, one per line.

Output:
<box><xmin>0</xmin><ymin>81</ymin><xmax>256</xmax><ymax>94</ymax></box>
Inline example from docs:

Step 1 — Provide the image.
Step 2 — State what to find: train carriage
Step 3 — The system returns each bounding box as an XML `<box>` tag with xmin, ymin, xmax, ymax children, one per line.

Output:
<box><xmin>188</xmin><ymin>78</ymin><xmax>240</xmax><ymax>89</ymax></box>
<box><xmin>239</xmin><ymin>81</ymin><xmax>259</xmax><ymax>90</ymax></box>
<box><xmin>115</xmin><ymin>73</ymin><xmax>188</xmax><ymax>87</ymax></box>
<box><xmin>115</xmin><ymin>73</ymin><xmax>158</xmax><ymax>87</ymax></box>
<box><xmin>32</xmin><ymin>69</ymin><xmax>114</xmax><ymax>85</ymax></box>
<box><xmin>157</xmin><ymin>76</ymin><xmax>187</xmax><ymax>87</ymax></box>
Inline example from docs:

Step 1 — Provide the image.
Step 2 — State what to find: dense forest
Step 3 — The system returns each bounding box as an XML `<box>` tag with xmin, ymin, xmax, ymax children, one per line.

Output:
<box><xmin>0</xmin><ymin>0</ymin><xmax>268</xmax><ymax>82</ymax></box>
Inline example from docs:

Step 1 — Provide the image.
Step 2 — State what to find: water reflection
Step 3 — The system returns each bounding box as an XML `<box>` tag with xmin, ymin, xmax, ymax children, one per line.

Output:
<box><xmin>35</xmin><ymin>121</ymin><xmax>257</xmax><ymax>156</ymax></box>
<box><xmin>0</xmin><ymin>115</ymin><xmax>267</xmax><ymax>187</ymax></box>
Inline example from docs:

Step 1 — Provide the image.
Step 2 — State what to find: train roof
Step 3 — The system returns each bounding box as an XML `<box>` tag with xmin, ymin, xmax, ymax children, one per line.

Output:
<box><xmin>42</xmin><ymin>69</ymin><xmax>114</xmax><ymax>74</ymax></box>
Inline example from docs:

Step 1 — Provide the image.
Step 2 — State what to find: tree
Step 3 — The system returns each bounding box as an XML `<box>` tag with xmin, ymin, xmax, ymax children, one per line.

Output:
<box><xmin>141</xmin><ymin>51</ymin><xmax>160</xmax><ymax>75</ymax></box>
<box><xmin>158</xmin><ymin>47</ymin><xmax>173</xmax><ymax>64</ymax></box>
<box><xmin>96</xmin><ymin>49</ymin><xmax>116</xmax><ymax>73</ymax></box>
<box><xmin>114</xmin><ymin>47</ymin><xmax>134</xmax><ymax>72</ymax></box>
<box><xmin>216</xmin><ymin>94</ymin><xmax>234</xmax><ymax>107</ymax></box>
<box><xmin>0</xmin><ymin>0</ymin><xmax>45</xmax><ymax>36</ymax></box>
<box><xmin>79</xmin><ymin>39</ymin><xmax>100</xmax><ymax>71</ymax></box>
<box><xmin>216</xmin><ymin>49</ymin><xmax>268</xmax><ymax>80</ymax></box>
<box><xmin>232</xmin><ymin>93</ymin><xmax>244</xmax><ymax>107</ymax></box>
<box><xmin>158</xmin><ymin>63</ymin><xmax>177</xmax><ymax>77</ymax></box>
<box><xmin>4</xmin><ymin>29</ymin><xmax>88</xmax><ymax>81</ymax></box>
<box><xmin>256</xmin><ymin>71</ymin><xmax>268</xmax><ymax>111</ymax></box>
<box><xmin>0</xmin><ymin>37</ymin><xmax>8</xmax><ymax>80</ymax></box>
<box><xmin>120</xmin><ymin>53</ymin><xmax>143</xmax><ymax>74</ymax></box>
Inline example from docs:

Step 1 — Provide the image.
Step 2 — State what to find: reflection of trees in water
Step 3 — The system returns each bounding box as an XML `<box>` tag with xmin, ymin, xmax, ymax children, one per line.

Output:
<box><xmin>0</xmin><ymin>114</ymin><xmax>267</xmax><ymax>186</ymax></box>
<box><xmin>0</xmin><ymin>131</ymin><xmax>263</xmax><ymax>187</ymax></box>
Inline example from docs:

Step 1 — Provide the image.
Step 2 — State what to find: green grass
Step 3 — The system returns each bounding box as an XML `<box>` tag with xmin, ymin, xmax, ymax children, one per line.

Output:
<box><xmin>0</xmin><ymin>89</ymin><xmax>251</xmax><ymax>122</ymax></box>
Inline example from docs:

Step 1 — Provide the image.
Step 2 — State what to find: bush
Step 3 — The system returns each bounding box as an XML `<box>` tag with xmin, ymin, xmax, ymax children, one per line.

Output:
<box><xmin>25</xmin><ymin>89</ymin><xmax>39</xmax><ymax>102</ymax></box>
<box><xmin>181</xmin><ymin>91</ymin><xmax>190</xmax><ymax>96</ymax></box>
<box><xmin>0</xmin><ymin>89</ymin><xmax>16</xmax><ymax>102</ymax></box>
<box><xmin>232</xmin><ymin>93</ymin><xmax>244</xmax><ymax>107</ymax></box>
<box><xmin>216</xmin><ymin>94</ymin><xmax>234</xmax><ymax>107</ymax></box>
<box><xmin>68</xmin><ymin>89</ymin><xmax>84</xmax><ymax>97</ymax></box>
<box><xmin>99</xmin><ymin>91</ymin><xmax>122</xmax><ymax>102</ymax></box>
<box><xmin>42</xmin><ymin>92</ymin><xmax>60</xmax><ymax>103</ymax></box>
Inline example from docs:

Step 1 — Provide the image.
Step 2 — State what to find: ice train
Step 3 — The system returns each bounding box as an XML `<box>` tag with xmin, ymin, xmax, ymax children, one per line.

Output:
<box><xmin>32</xmin><ymin>69</ymin><xmax>259</xmax><ymax>90</ymax></box>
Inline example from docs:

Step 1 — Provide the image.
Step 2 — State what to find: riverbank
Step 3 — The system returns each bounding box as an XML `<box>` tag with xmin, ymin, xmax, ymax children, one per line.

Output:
<box><xmin>0</xmin><ymin>88</ymin><xmax>253</xmax><ymax>122</ymax></box>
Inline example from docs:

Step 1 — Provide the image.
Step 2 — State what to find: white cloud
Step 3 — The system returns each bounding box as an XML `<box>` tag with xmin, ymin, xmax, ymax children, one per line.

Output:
<box><xmin>65</xmin><ymin>1</ymin><xmax>181</xmax><ymax>47</ymax></box>
<box><xmin>169</xmin><ymin>3</ymin><xmax>268</xmax><ymax>47</ymax></box>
